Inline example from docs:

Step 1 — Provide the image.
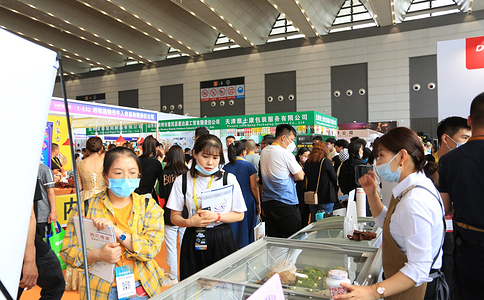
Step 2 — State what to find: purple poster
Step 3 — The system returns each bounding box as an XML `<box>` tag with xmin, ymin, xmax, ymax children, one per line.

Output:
<box><xmin>41</xmin><ymin>122</ymin><xmax>53</xmax><ymax>167</ymax></box>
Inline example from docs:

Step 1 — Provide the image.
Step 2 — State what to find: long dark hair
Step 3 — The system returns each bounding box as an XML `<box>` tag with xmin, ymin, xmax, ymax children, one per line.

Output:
<box><xmin>165</xmin><ymin>145</ymin><xmax>188</xmax><ymax>176</ymax></box>
<box><xmin>139</xmin><ymin>135</ymin><xmax>157</xmax><ymax>159</ymax></box>
<box><xmin>228</xmin><ymin>140</ymin><xmax>246</xmax><ymax>164</ymax></box>
<box><xmin>103</xmin><ymin>147</ymin><xmax>142</xmax><ymax>178</ymax></box>
<box><xmin>374</xmin><ymin>127</ymin><xmax>439</xmax><ymax>186</ymax></box>
<box><xmin>189</xmin><ymin>134</ymin><xmax>224</xmax><ymax>179</ymax></box>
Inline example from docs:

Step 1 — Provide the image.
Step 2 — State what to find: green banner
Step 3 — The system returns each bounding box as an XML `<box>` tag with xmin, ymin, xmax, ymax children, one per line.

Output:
<box><xmin>86</xmin><ymin>124</ymin><xmax>157</xmax><ymax>135</ymax></box>
<box><xmin>157</xmin><ymin>111</ymin><xmax>337</xmax><ymax>132</ymax></box>
<box><xmin>158</xmin><ymin>118</ymin><xmax>221</xmax><ymax>131</ymax></box>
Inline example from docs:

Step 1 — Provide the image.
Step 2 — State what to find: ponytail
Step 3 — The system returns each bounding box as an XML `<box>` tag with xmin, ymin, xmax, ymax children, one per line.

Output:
<box><xmin>423</xmin><ymin>161</ymin><xmax>439</xmax><ymax>187</ymax></box>
<box><xmin>228</xmin><ymin>140</ymin><xmax>246</xmax><ymax>164</ymax></box>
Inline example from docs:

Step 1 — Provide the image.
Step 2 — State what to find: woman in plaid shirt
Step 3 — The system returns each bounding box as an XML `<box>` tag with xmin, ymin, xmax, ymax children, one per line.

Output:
<box><xmin>61</xmin><ymin>147</ymin><xmax>165</xmax><ymax>300</ymax></box>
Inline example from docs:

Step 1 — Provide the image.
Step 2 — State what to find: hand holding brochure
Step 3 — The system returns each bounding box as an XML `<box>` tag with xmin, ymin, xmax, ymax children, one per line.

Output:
<box><xmin>73</xmin><ymin>216</ymin><xmax>116</xmax><ymax>283</ymax></box>
<box><xmin>201</xmin><ymin>184</ymin><xmax>233</xmax><ymax>227</ymax></box>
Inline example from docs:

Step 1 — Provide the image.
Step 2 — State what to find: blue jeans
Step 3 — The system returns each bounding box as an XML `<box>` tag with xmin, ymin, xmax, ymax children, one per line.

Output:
<box><xmin>309</xmin><ymin>203</ymin><xmax>334</xmax><ymax>223</ymax></box>
<box><xmin>108</xmin><ymin>281</ymin><xmax>149</xmax><ymax>300</ymax></box>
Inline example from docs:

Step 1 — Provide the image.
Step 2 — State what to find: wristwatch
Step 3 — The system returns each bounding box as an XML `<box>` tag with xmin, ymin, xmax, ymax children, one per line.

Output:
<box><xmin>119</xmin><ymin>232</ymin><xmax>127</xmax><ymax>242</ymax></box>
<box><xmin>375</xmin><ymin>283</ymin><xmax>385</xmax><ymax>298</ymax></box>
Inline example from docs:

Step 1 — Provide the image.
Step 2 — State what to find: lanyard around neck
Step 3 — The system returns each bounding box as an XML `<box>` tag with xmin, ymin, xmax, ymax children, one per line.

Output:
<box><xmin>52</xmin><ymin>157</ymin><xmax>62</xmax><ymax>168</ymax></box>
<box><xmin>236</xmin><ymin>157</ymin><xmax>244</xmax><ymax>161</ymax></box>
<box><xmin>193</xmin><ymin>175</ymin><xmax>214</xmax><ymax>210</ymax></box>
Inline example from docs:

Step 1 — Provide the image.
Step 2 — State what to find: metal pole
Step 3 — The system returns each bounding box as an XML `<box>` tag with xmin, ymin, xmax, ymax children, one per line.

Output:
<box><xmin>56</xmin><ymin>52</ymin><xmax>91</xmax><ymax>300</ymax></box>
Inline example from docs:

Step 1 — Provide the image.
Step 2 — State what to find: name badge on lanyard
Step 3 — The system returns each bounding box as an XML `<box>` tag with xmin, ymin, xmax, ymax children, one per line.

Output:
<box><xmin>115</xmin><ymin>265</ymin><xmax>136</xmax><ymax>300</ymax></box>
<box><xmin>193</xmin><ymin>176</ymin><xmax>213</xmax><ymax>251</ymax></box>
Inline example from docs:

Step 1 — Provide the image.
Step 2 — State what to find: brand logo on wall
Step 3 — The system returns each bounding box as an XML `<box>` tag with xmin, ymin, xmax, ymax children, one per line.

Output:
<box><xmin>466</xmin><ymin>36</ymin><xmax>484</xmax><ymax>70</ymax></box>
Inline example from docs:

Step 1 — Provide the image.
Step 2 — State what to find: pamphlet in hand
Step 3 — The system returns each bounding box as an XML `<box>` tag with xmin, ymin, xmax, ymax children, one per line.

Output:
<box><xmin>201</xmin><ymin>184</ymin><xmax>234</xmax><ymax>227</ymax></box>
<box><xmin>73</xmin><ymin>216</ymin><xmax>116</xmax><ymax>283</ymax></box>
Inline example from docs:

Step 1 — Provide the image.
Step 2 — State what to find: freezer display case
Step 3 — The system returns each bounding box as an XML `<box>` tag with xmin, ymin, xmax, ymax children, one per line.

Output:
<box><xmin>151</xmin><ymin>277</ymin><xmax>321</xmax><ymax>300</ymax></box>
<box><xmin>153</xmin><ymin>237</ymin><xmax>381</xmax><ymax>299</ymax></box>
<box><xmin>288</xmin><ymin>216</ymin><xmax>382</xmax><ymax>249</ymax></box>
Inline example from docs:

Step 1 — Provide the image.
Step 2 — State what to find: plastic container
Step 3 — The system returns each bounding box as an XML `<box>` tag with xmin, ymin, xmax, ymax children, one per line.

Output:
<box><xmin>315</xmin><ymin>210</ymin><xmax>325</xmax><ymax>221</ymax></box>
<box><xmin>326</xmin><ymin>269</ymin><xmax>351</xmax><ymax>300</ymax></box>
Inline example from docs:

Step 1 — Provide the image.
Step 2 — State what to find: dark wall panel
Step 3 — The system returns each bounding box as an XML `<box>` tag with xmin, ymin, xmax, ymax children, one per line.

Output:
<box><xmin>265</xmin><ymin>71</ymin><xmax>296</xmax><ymax>113</ymax></box>
<box><xmin>161</xmin><ymin>84</ymin><xmax>183</xmax><ymax>114</ymax></box>
<box><xmin>331</xmin><ymin>63</ymin><xmax>368</xmax><ymax>123</ymax></box>
<box><xmin>410</xmin><ymin>117</ymin><xmax>438</xmax><ymax>138</ymax></box>
<box><xmin>200</xmin><ymin>77</ymin><xmax>245</xmax><ymax>117</ymax></box>
<box><xmin>409</xmin><ymin>55</ymin><xmax>437</xmax><ymax>119</ymax></box>
<box><xmin>409</xmin><ymin>55</ymin><xmax>438</xmax><ymax>136</ymax></box>
<box><xmin>118</xmin><ymin>89</ymin><xmax>138</xmax><ymax>108</ymax></box>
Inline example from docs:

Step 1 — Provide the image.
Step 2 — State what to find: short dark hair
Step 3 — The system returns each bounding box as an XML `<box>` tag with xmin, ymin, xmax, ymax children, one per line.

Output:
<box><xmin>275</xmin><ymin>124</ymin><xmax>296</xmax><ymax>138</ymax></box>
<box><xmin>194</xmin><ymin>127</ymin><xmax>209</xmax><ymax>138</ymax></box>
<box><xmin>348</xmin><ymin>140</ymin><xmax>364</xmax><ymax>159</ymax></box>
<box><xmin>313</xmin><ymin>135</ymin><xmax>323</xmax><ymax>142</ymax></box>
<box><xmin>436</xmin><ymin>116</ymin><xmax>470</xmax><ymax>145</ymax></box>
<box><xmin>262</xmin><ymin>134</ymin><xmax>275</xmax><ymax>144</ymax></box>
<box><xmin>226</xmin><ymin>135</ymin><xmax>235</xmax><ymax>141</ymax></box>
<box><xmin>52</xmin><ymin>143</ymin><xmax>59</xmax><ymax>150</ymax></box>
<box><xmin>470</xmin><ymin>92</ymin><xmax>484</xmax><ymax>129</ymax></box>
<box><xmin>103</xmin><ymin>147</ymin><xmax>142</xmax><ymax>178</ymax></box>
<box><xmin>184</xmin><ymin>147</ymin><xmax>190</xmax><ymax>152</ymax></box>
<box><xmin>325</xmin><ymin>137</ymin><xmax>336</xmax><ymax>144</ymax></box>
<box><xmin>335</xmin><ymin>139</ymin><xmax>349</xmax><ymax>148</ymax></box>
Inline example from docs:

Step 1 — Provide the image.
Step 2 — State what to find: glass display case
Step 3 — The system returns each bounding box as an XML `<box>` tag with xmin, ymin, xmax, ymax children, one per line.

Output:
<box><xmin>151</xmin><ymin>237</ymin><xmax>382</xmax><ymax>300</ymax></box>
<box><xmin>288</xmin><ymin>216</ymin><xmax>382</xmax><ymax>249</ymax></box>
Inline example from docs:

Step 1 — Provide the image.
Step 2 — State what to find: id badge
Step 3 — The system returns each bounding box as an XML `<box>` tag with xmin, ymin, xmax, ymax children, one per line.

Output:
<box><xmin>115</xmin><ymin>265</ymin><xmax>136</xmax><ymax>300</ymax></box>
<box><xmin>195</xmin><ymin>227</ymin><xmax>207</xmax><ymax>250</ymax></box>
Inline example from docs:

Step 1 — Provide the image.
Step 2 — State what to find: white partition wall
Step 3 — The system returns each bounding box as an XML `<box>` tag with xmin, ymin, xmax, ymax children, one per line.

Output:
<box><xmin>0</xmin><ymin>29</ymin><xmax>57</xmax><ymax>300</ymax></box>
<box><xmin>437</xmin><ymin>36</ymin><xmax>484</xmax><ymax>120</ymax></box>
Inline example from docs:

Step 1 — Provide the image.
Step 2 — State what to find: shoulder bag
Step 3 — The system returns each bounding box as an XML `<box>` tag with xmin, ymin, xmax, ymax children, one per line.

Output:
<box><xmin>304</xmin><ymin>158</ymin><xmax>325</xmax><ymax>205</ymax></box>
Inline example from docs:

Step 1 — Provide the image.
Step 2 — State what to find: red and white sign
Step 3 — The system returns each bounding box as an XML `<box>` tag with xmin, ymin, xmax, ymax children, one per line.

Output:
<box><xmin>210</xmin><ymin>88</ymin><xmax>218</xmax><ymax>100</ymax></box>
<box><xmin>227</xmin><ymin>86</ymin><xmax>236</xmax><ymax>99</ymax></box>
<box><xmin>201</xmin><ymin>88</ymin><xmax>209</xmax><ymax>101</ymax></box>
<box><xmin>466</xmin><ymin>36</ymin><xmax>484</xmax><ymax>70</ymax></box>
<box><xmin>218</xmin><ymin>86</ymin><xmax>227</xmax><ymax>100</ymax></box>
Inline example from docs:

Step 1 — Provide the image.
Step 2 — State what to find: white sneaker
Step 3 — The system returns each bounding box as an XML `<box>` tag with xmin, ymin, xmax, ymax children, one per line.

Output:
<box><xmin>162</xmin><ymin>276</ymin><xmax>178</xmax><ymax>287</ymax></box>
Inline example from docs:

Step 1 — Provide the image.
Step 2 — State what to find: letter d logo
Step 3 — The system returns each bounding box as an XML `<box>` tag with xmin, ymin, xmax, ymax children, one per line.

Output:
<box><xmin>466</xmin><ymin>36</ymin><xmax>484</xmax><ymax>69</ymax></box>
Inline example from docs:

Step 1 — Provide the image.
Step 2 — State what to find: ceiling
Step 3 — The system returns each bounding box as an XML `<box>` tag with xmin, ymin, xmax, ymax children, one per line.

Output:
<box><xmin>0</xmin><ymin>0</ymin><xmax>481</xmax><ymax>75</ymax></box>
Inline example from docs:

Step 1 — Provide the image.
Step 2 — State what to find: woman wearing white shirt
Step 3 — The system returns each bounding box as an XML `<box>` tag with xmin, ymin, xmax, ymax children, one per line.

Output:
<box><xmin>336</xmin><ymin>127</ymin><xmax>445</xmax><ymax>300</ymax></box>
<box><xmin>167</xmin><ymin>134</ymin><xmax>247</xmax><ymax>280</ymax></box>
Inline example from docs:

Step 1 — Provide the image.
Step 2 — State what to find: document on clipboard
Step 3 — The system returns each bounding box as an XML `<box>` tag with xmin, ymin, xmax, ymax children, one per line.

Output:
<box><xmin>201</xmin><ymin>184</ymin><xmax>234</xmax><ymax>227</ymax></box>
<box><xmin>73</xmin><ymin>216</ymin><xmax>116</xmax><ymax>283</ymax></box>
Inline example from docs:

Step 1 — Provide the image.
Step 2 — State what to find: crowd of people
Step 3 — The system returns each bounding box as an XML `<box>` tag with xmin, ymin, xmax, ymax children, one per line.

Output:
<box><xmin>18</xmin><ymin>92</ymin><xmax>484</xmax><ymax>300</ymax></box>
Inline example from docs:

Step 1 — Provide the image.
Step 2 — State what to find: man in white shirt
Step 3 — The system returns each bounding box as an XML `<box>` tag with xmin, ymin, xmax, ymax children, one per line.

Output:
<box><xmin>260</xmin><ymin>124</ymin><xmax>305</xmax><ymax>238</ymax></box>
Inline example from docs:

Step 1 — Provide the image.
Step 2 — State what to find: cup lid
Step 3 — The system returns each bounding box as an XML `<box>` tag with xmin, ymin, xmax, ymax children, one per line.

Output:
<box><xmin>328</xmin><ymin>269</ymin><xmax>348</xmax><ymax>280</ymax></box>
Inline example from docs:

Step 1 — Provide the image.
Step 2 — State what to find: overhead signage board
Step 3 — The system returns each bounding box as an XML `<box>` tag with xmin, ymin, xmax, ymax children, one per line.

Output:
<box><xmin>200</xmin><ymin>77</ymin><xmax>244</xmax><ymax>102</ymax></box>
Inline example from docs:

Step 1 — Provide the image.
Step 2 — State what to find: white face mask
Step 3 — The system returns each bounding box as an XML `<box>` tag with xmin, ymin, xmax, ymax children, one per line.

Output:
<box><xmin>283</xmin><ymin>136</ymin><xmax>296</xmax><ymax>153</ymax></box>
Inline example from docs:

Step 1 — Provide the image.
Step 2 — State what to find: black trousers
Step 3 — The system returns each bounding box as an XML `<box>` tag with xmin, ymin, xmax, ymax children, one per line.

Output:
<box><xmin>297</xmin><ymin>190</ymin><xmax>310</xmax><ymax>228</ymax></box>
<box><xmin>262</xmin><ymin>200</ymin><xmax>301</xmax><ymax>238</ymax></box>
<box><xmin>452</xmin><ymin>230</ymin><xmax>484</xmax><ymax>300</ymax></box>
<box><xmin>180</xmin><ymin>224</ymin><xmax>237</xmax><ymax>281</ymax></box>
<box><xmin>17</xmin><ymin>233</ymin><xmax>65</xmax><ymax>300</ymax></box>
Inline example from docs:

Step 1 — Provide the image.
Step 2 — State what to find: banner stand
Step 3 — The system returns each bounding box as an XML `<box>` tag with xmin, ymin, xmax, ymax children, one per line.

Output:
<box><xmin>57</xmin><ymin>52</ymin><xmax>92</xmax><ymax>300</ymax></box>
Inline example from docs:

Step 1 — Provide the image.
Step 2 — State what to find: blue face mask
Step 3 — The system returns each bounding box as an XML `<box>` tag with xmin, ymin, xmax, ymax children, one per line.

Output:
<box><xmin>108</xmin><ymin>178</ymin><xmax>140</xmax><ymax>198</ymax></box>
<box><xmin>195</xmin><ymin>164</ymin><xmax>219</xmax><ymax>176</ymax></box>
<box><xmin>446</xmin><ymin>135</ymin><xmax>464</xmax><ymax>151</ymax></box>
<box><xmin>375</xmin><ymin>151</ymin><xmax>401</xmax><ymax>183</ymax></box>
<box><xmin>363</xmin><ymin>158</ymin><xmax>368</xmax><ymax>163</ymax></box>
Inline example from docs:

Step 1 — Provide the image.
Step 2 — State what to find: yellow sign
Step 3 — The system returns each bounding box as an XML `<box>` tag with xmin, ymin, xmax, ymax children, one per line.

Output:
<box><xmin>48</xmin><ymin>115</ymin><xmax>73</xmax><ymax>171</ymax></box>
<box><xmin>56</xmin><ymin>194</ymin><xmax>78</xmax><ymax>227</ymax></box>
